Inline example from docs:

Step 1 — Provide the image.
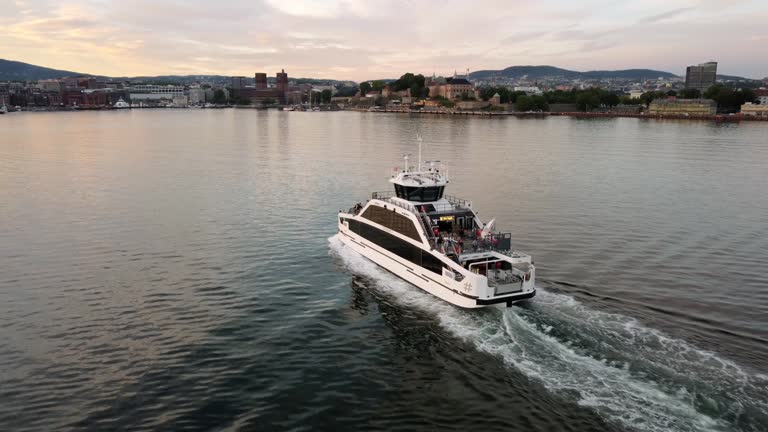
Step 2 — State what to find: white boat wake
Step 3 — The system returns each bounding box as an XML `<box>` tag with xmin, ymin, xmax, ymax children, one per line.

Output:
<box><xmin>329</xmin><ymin>234</ymin><xmax>768</xmax><ymax>432</ymax></box>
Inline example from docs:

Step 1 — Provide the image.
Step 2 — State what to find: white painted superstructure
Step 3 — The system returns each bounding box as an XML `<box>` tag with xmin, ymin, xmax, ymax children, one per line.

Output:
<box><xmin>337</xmin><ymin>139</ymin><xmax>535</xmax><ymax>308</ymax></box>
<box><xmin>113</xmin><ymin>98</ymin><xmax>130</xmax><ymax>109</ymax></box>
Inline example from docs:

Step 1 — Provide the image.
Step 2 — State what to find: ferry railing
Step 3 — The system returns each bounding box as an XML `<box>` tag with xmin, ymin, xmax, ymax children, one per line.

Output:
<box><xmin>371</xmin><ymin>191</ymin><xmax>395</xmax><ymax>200</ymax></box>
<box><xmin>444</xmin><ymin>195</ymin><xmax>472</xmax><ymax>209</ymax></box>
<box><xmin>463</xmin><ymin>232</ymin><xmax>513</xmax><ymax>253</ymax></box>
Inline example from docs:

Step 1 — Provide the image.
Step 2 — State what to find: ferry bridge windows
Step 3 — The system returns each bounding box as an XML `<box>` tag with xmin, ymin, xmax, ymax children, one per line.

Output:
<box><xmin>393</xmin><ymin>186</ymin><xmax>445</xmax><ymax>202</ymax></box>
<box><xmin>421</xmin><ymin>186</ymin><xmax>443</xmax><ymax>202</ymax></box>
<box><xmin>361</xmin><ymin>205</ymin><xmax>421</xmax><ymax>242</ymax></box>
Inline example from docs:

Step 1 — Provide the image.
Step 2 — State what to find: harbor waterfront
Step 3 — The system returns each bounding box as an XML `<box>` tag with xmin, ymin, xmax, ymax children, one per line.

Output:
<box><xmin>2</xmin><ymin>110</ymin><xmax>768</xmax><ymax>432</ymax></box>
<box><xmin>6</xmin><ymin>106</ymin><xmax>768</xmax><ymax>122</ymax></box>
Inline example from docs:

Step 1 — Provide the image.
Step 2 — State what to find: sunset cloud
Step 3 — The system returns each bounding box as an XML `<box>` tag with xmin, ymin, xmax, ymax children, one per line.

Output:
<box><xmin>1</xmin><ymin>0</ymin><xmax>766</xmax><ymax>80</ymax></box>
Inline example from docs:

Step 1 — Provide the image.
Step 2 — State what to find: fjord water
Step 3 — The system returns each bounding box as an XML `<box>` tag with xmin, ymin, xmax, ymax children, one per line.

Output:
<box><xmin>1</xmin><ymin>110</ymin><xmax>767</xmax><ymax>432</ymax></box>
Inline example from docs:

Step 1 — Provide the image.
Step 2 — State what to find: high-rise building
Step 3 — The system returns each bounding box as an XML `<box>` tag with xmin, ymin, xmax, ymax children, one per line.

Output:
<box><xmin>231</xmin><ymin>76</ymin><xmax>246</xmax><ymax>90</ymax></box>
<box><xmin>276</xmin><ymin>69</ymin><xmax>288</xmax><ymax>93</ymax></box>
<box><xmin>685</xmin><ymin>62</ymin><xmax>717</xmax><ymax>91</ymax></box>
<box><xmin>255</xmin><ymin>73</ymin><xmax>267</xmax><ymax>89</ymax></box>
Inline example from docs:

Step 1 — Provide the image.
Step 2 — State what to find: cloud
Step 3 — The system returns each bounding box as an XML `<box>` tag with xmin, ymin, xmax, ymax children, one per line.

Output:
<box><xmin>638</xmin><ymin>7</ymin><xmax>693</xmax><ymax>24</ymax></box>
<box><xmin>1</xmin><ymin>0</ymin><xmax>766</xmax><ymax>80</ymax></box>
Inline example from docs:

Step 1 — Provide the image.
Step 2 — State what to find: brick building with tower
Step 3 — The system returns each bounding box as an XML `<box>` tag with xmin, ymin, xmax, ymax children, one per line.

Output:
<box><xmin>231</xmin><ymin>69</ymin><xmax>293</xmax><ymax>104</ymax></box>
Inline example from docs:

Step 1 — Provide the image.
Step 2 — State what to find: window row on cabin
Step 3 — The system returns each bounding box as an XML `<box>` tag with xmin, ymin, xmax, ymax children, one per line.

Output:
<box><xmin>393</xmin><ymin>185</ymin><xmax>445</xmax><ymax>203</ymax></box>
<box><xmin>360</xmin><ymin>205</ymin><xmax>422</xmax><ymax>241</ymax></box>
<box><xmin>344</xmin><ymin>218</ymin><xmax>444</xmax><ymax>275</ymax></box>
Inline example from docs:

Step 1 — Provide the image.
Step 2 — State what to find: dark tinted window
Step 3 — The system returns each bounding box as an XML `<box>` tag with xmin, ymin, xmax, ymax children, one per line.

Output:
<box><xmin>422</xmin><ymin>187</ymin><xmax>440</xmax><ymax>202</ymax></box>
<box><xmin>421</xmin><ymin>252</ymin><xmax>444</xmax><ymax>274</ymax></box>
<box><xmin>361</xmin><ymin>205</ymin><xmax>421</xmax><ymax>241</ymax></box>
<box><xmin>395</xmin><ymin>186</ymin><xmax>444</xmax><ymax>202</ymax></box>
<box><xmin>395</xmin><ymin>184</ymin><xmax>408</xmax><ymax>199</ymax></box>
<box><xmin>347</xmin><ymin>219</ymin><xmax>444</xmax><ymax>275</ymax></box>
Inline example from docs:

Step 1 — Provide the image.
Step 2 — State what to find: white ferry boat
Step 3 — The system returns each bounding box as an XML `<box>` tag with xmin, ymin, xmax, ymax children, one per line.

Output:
<box><xmin>113</xmin><ymin>98</ymin><xmax>130</xmax><ymax>109</ymax></box>
<box><xmin>337</xmin><ymin>143</ymin><xmax>535</xmax><ymax>308</ymax></box>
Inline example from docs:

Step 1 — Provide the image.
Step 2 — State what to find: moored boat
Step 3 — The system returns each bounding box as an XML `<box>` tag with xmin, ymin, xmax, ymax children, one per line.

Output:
<box><xmin>113</xmin><ymin>98</ymin><xmax>130</xmax><ymax>109</ymax></box>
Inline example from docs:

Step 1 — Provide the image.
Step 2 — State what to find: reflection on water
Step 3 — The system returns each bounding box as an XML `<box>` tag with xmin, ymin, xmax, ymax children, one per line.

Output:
<box><xmin>0</xmin><ymin>110</ymin><xmax>767</xmax><ymax>431</ymax></box>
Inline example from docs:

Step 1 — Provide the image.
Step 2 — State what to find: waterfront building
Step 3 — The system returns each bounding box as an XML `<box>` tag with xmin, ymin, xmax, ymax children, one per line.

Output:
<box><xmin>129</xmin><ymin>84</ymin><xmax>185</xmax><ymax>96</ymax></box>
<box><xmin>755</xmin><ymin>89</ymin><xmax>768</xmax><ymax>106</ymax></box>
<box><xmin>1</xmin><ymin>82</ymin><xmax>12</xmax><ymax>106</ymax></box>
<box><xmin>381</xmin><ymin>85</ymin><xmax>408</xmax><ymax>99</ymax></box>
<box><xmin>427</xmin><ymin>77</ymin><xmax>476</xmax><ymax>100</ymax></box>
<box><xmin>37</xmin><ymin>79</ymin><xmax>62</xmax><ymax>92</ymax></box>
<box><xmin>231</xmin><ymin>76</ymin><xmax>246</xmax><ymax>89</ymax></box>
<box><xmin>255</xmin><ymin>73</ymin><xmax>267</xmax><ymax>89</ymax></box>
<box><xmin>188</xmin><ymin>87</ymin><xmax>206</xmax><ymax>104</ymax></box>
<box><xmin>62</xmin><ymin>77</ymin><xmax>80</xmax><ymax>89</ymax></box>
<box><xmin>490</xmin><ymin>93</ymin><xmax>501</xmax><ymax>106</ymax></box>
<box><xmin>444</xmin><ymin>78</ymin><xmax>474</xmax><ymax>99</ymax></box>
<box><xmin>172</xmin><ymin>95</ymin><xmax>189</xmax><ymax>106</ymax></box>
<box><xmin>685</xmin><ymin>62</ymin><xmax>717</xmax><ymax>91</ymax></box>
<box><xmin>128</xmin><ymin>84</ymin><xmax>186</xmax><ymax>106</ymax></box>
<box><xmin>61</xmin><ymin>88</ymin><xmax>122</xmax><ymax>107</ymax></box>
<box><xmin>233</xmin><ymin>69</ymin><xmax>291</xmax><ymax>104</ymax></box>
<box><xmin>60</xmin><ymin>77</ymin><xmax>101</xmax><ymax>90</ymax></box>
<box><xmin>276</xmin><ymin>69</ymin><xmax>288</xmax><ymax>93</ymax></box>
<box><xmin>648</xmin><ymin>98</ymin><xmax>716</xmax><ymax>115</ymax></box>
<box><xmin>740</xmin><ymin>103</ymin><xmax>768</xmax><ymax>116</ymax></box>
<box><xmin>237</xmin><ymin>87</ymin><xmax>284</xmax><ymax>104</ymax></box>
<box><xmin>514</xmin><ymin>86</ymin><xmax>543</xmax><ymax>95</ymax></box>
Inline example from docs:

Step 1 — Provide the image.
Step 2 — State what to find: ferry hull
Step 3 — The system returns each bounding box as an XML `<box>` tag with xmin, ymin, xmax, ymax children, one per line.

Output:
<box><xmin>338</xmin><ymin>229</ymin><xmax>535</xmax><ymax>309</ymax></box>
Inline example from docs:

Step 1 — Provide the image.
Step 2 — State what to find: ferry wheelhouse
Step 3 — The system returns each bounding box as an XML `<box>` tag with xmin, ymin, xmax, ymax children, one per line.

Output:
<box><xmin>337</xmin><ymin>150</ymin><xmax>535</xmax><ymax>308</ymax></box>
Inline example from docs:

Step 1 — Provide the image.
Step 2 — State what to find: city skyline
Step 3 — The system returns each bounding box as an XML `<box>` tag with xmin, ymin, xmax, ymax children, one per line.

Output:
<box><xmin>4</xmin><ymin>0</ymin><xmax>768</xmax><ymax>81</ymax></box>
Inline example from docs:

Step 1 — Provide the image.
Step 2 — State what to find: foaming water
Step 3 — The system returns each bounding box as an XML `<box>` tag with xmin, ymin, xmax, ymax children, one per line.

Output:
<box><xmin>328</xmin><ymin>235</ymin><xmax>768</xmax><ymax>432</ymax></box>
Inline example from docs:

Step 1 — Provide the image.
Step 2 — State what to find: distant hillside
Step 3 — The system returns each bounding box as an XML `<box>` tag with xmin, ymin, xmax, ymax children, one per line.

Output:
<box><xmin>0</xmin><ymin>59</ymin><xmax>352</xmax><ymax>84</ymax></box>
<box><xmin>0</xmin><ymin>59</ymin><xmax>86</xmax><ymax>81</ymax></box>
<box><xmin>581</xmin><ymin>69</ymin><xmax>678</xmax><ymax>79</ymax></box>
<box><xmin>469</xmin><ymin>65</ymin><xmax>678</xmax><ymax>81</ymax></box>
<box><xmin>716</xmin><ymin>74</ymin><xmax>755</xmax><ymax>81</ymax></box>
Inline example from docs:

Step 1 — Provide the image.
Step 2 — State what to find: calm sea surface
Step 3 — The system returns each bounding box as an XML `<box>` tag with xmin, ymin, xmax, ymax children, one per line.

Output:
<box><xmin>1</xmin><ymin>110</ymin><xmax>767</xmax><ymax>432</ymax></box>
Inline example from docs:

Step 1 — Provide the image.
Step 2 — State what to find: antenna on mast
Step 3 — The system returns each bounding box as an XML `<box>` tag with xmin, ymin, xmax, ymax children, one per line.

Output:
<box><xmin>416</xmin><ymin>133</ymin><xmax>423</xmax><ymax>171</ymax></box>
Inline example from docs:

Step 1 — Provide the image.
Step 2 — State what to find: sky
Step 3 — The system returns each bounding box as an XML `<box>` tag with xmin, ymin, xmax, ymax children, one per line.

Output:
<box><xmin>2</xmin><ymin>0</ymin><xmax>767</xmax><ymax>80</ymax></box>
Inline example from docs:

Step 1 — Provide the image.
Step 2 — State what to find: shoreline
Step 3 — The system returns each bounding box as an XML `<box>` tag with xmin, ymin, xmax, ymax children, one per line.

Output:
<box><xmin>350</xmin><ymin>108</ymin><xmax>768</xmax><ymax>122</ymax></box>
<box><xmin>4</xmin><ymin>106</ymin><xmax>767</xmax><ymax>122</ymax></box>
